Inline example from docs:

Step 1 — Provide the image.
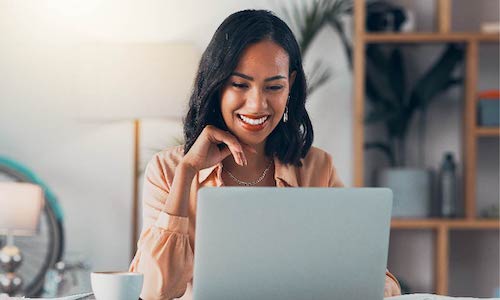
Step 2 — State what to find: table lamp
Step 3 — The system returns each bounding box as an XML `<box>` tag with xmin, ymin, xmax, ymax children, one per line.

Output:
<box><xmin>0</xmin><ymin>182</ymin><xmax>44</xmax><ymax>296</ymax></box>
<box><xmin>76</xmin><ymin>42</ymin><xmax>200</xmax><ymax>259</ymax></box>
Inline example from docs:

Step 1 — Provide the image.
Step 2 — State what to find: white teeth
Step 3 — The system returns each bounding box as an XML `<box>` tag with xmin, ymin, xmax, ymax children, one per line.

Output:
<box><xmin>239</xmin><ymin>115</ymin><xmax>268</xmax><ymax>125</ymax></box>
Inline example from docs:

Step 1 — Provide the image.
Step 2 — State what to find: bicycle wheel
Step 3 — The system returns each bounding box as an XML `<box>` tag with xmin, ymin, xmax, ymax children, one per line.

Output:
<box><xmin>0</xmin><ymin>158</ymin><xmax>64</xmax><ymax>297</ymax></box>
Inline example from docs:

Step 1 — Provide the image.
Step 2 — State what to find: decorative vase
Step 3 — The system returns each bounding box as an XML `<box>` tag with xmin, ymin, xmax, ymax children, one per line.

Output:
<box><xmin>377</xmin><ymin>168</ymin><xmax>433</xmax><ymax>218</ymax></box>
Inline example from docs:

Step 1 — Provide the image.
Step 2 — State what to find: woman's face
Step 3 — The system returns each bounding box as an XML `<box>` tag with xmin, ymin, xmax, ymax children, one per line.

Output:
<box><xmin>220</xmin><ymin>40</ymin><xmax>296</xmax><ymax>146</ymax></box>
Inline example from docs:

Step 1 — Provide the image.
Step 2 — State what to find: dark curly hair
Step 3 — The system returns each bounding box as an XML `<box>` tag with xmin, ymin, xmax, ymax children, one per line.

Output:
<box><xmin>183</xmin><ymin>9</ymin><xmax>313</xmax><ymax>166</ymax></box>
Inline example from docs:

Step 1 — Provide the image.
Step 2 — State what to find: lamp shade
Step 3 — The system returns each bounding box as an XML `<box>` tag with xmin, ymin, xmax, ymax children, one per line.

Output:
<box><xmin>76</xmin><ymin>42</ymin><xmax>200</xmax><ymax>121</ymax></box>
<box><xmin>0</xmin><ymin>183</ymin><xmax>44</xmax><ymax>236</ymax></box>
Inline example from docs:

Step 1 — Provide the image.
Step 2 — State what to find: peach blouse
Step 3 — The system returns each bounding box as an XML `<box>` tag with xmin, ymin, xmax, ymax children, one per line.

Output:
<box><xmin>129</xmin><ymin>145</ymin><xmax>399</xmax><ymax>300</ymax></box>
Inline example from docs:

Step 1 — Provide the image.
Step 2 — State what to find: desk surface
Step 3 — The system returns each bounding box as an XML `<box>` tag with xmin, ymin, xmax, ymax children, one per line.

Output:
<box><xmin>387</xmin><ymin>294</ymin><xmax>499</xmax><ymax>300</ymax></box>
<box><xmin>2</xmin><ymin>292</ymin><xmax>498</xmax><ymax>300</ymax></box>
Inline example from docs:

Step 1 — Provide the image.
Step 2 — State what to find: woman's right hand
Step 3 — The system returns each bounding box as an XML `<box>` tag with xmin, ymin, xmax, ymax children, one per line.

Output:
<box><xmin>182</xmin><ymin>125</ymin><xmax>253</xmax><ymax>172</ymax></box>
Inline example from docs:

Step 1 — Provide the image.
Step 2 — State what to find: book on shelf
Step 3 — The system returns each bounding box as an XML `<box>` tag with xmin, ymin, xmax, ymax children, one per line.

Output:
<box><xmin>477</xmin><ymin>90</ymin><xmax>500</xmax><ymax>127</ymax></box>
<box><xmin>481</xmin><ymin>22</ymin><xmax>500</xmax><ymax>33</ymax></box>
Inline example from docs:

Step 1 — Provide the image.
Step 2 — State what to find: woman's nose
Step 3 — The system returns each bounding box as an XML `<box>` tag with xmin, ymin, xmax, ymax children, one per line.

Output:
<box><xmin>246</xmin><ymin>88</ymin><xmax>268</xmax><ymax>111</ymax></box>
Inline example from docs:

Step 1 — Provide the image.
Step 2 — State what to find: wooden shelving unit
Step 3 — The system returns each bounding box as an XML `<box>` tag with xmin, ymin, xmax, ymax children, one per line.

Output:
<box><xmin>363</xmin><ymin>33</ymin><xmax>500</xmax><ymax>43</ymax></box>
<box><xmin>391</xmin><ymin>218</ymin><xmax>500</xmax><ymax>230</ymax></box>
<box><xmin>353</xmin><ymin>0</ymin><xmax>499</xmax><ymax>296</ymax></box>
<box><xmin>476</xmin><ymin>127</ymin><xmax>500</xmax><ymax>137</ymax></box>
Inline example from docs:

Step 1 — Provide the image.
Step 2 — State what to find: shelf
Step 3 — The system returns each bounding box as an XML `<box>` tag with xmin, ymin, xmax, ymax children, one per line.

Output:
<box><xmin>476</xmin><ymin>127</ymin><xmax>500</xmax><ymax>137</ymax></box>
<box><xmin>391</xmin><ymin>218</ymin><xmax>500</xmax><ymax>229</ymax></box>
<box><xmin>363</xmin><ymin>33</ymin><xmax>500</xmax><ymax>43</ymax></box>
<box><xmin>353</xmin><ymin>0</ymin><xmax>499</xmax><ymax>296</ymax></box>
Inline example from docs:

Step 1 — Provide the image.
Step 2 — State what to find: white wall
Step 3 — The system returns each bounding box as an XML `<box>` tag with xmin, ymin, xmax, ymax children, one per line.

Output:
<box><xmin>0</xmin><ymin>0</ymin><xmax>497</xmax><ymax>297</ymax></box>
<box><xmin>0</xmin><ymin>0</ymin><xmax>352</xmax><ymax>274</ymax></box>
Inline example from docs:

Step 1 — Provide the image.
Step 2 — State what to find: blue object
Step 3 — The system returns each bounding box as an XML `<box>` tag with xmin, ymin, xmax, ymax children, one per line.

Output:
<box><xmin>478</xmin><ymin>99</ymin><xmax>500</xmax><ymax>126</ymax></box>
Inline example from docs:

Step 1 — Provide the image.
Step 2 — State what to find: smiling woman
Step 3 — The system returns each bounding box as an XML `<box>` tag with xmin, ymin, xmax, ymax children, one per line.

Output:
<box><xmin>183</xmin><ymin>10</ymin><xmax>311</xmax><ymax>169</ymax></box>
<box><xmin>220</xmin><ymin>40</ymin><xmax>295</xmax><ymax>148</ymax></box>
<box><xmin>128</xmin><ymin>9</ymin><xmax>401</xmax><ymax>300</ymax></box>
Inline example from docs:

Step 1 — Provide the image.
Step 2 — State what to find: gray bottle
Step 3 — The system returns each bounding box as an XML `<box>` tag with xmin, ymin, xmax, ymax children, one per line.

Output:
<box><xmin>438</xmin><ymin>152</ymin><xmax>458</xmax><ymax>218</ymax></box>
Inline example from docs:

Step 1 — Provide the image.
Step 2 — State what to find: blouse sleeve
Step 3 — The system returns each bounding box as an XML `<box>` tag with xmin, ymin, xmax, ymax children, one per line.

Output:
<box><xmin>327</xmin><ymin>153</ymin><xmax>344</xmax><ymax>187</ymax></box>
<box><xmin>129</xmin><ymin>153</ymin><xmax>194</xmax><ymax>300</ymax></box>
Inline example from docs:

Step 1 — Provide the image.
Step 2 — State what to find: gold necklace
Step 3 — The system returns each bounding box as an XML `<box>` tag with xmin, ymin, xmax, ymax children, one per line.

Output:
<box><xmin>224</xmin><ymin>160</ymin><xmax>273</xmax><ymax>186</ymax></box>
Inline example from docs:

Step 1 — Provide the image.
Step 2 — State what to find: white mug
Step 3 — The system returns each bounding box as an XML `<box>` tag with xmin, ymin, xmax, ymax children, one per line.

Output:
<box><xmin>91</xmin><ymin>271</ymin><xmax>143</xmax><ymax>300</ymax></box>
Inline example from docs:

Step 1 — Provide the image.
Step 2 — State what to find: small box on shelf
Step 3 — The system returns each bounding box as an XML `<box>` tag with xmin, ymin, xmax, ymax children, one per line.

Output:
<box><xmin>477</xmin><ymin>90</ymin><xmax>500</xmax><ymax>127</ymax></box>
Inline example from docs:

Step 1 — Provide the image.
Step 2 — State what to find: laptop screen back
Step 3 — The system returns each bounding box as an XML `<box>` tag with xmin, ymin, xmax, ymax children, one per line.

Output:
<box><xmin>193</xmin><ymin>187</ymin><xmax>392</xmax><ymax>300</ymax></box>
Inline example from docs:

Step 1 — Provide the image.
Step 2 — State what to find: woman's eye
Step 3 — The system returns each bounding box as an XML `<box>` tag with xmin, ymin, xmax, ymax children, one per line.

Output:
<box><xmin>232</xmin><ymin>82</ymin><xmax>248</xmax><ymax>89</ymax></box>
<box><xmin>267</xmin><ymin>85</ymin><xmax>283</xmax><ymax>91</ymax></box>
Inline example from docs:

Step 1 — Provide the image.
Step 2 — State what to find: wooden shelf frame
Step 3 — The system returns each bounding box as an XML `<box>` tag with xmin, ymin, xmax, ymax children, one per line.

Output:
<box><xmin>390</xmin><ymin>218</ymin><xmax>499</xmax><ymax>295</ymax></box>
<box><xmin>391</xmin><ymin>219</ymin><xmax>500</xmax><ymax>229</ymax></box>
<box><xmin>476</xmin><ymin>127</ymin><xmax>500</xmax><ymax>136</ymax></box>
<box><xmin>464</xmin><ymin>40</ymin><xmax>479</xmax><ymax>220</ymax></box>
<box><xmin>353</xmin><ymin>0</ymin><xmax>366</xmax><ymax>187</ymax></box>
<box><xmin>363</xmin><ymin>33</ymin><xmax>500</xmax><ymax>43</ymax></box>
<box><xmin>353</xmin><ymin>0</ymin><xmax>499</xmax><ymax>296</ymax></box>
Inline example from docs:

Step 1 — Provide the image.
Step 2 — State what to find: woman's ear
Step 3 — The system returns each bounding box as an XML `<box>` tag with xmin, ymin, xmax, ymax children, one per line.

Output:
<box><xmin>289</xmin><ymin>71</ymin><xmax>297</xmax><ymax>91</ymax></box>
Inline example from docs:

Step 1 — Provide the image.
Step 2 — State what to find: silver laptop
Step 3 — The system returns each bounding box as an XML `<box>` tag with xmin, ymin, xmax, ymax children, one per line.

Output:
<box><xmin>193</xmin><ymin>187</ymin><xmax>393</xmax><ymax>300</ymax></box>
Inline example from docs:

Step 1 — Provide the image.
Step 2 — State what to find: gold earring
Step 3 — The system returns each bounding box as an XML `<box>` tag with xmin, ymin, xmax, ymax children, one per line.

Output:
<box><xmin>284</xmin><ymin>95</ymin><xmax>290</xmax><ymax>123</ymax></box>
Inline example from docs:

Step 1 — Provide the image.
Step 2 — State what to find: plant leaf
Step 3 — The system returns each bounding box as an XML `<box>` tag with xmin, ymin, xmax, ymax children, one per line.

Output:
<box><xmin>280</xmin><ymin>0</ymin><xmax>352</xmax><ymax>95</ymax></box>
<box><xmin>365</xmin><ymin>109</ymin><xmax>399</xmax><ymax>124</ymax></box>
<box><xmin>389</xmin><ymin>48</ymin><xmax>405</xmax><ymax>102</ymax></box>
<box><xmin>329</xmin><ymin>18</ymin><xmax>353</xmax><ymax>69</ymax></box>
<box><xmin>364</xmin><ymin>141</ymin><xmax>396</xmax><ymax>167</ymax></box>
<box><xmin>365</xmin><ymin>45</ymin><xmax>400</xmax><ymax>109</ymax></box>
<box><xmin>307</xmin><ymin>59</ymin><xmax>332</xmax><ymax>94</ymax></box>
<box><xmin>409</xmin><ymin>44</ymin><xmax>464</xmax><ymax>112</ymax></box>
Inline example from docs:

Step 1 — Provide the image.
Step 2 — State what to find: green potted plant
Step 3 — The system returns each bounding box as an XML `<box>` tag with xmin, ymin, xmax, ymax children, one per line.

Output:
<box><xmin>281</xmin><ymin>0</ymin><xmax>352</xmax><ymax>95</ymax></box>
<box><xmin>365</xmin><ymin>44</ymin><xmax>464</xmax><ymax>217</ymax></box>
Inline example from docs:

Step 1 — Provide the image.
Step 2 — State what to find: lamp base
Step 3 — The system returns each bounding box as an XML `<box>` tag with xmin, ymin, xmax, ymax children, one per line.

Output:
<box><xmin>0</xmin><ymin>246</ymin><xmax>23</xmax><ymax>296</ymax></box>
<box><xmin>0</xmin><ymin>272</ymin><xmax>22</xmax><ymax>296</ymax></box>
<box><xmin>0</xmin><ymin>246</ymin><xmax>22</xmax><ymax>272</ymax></box>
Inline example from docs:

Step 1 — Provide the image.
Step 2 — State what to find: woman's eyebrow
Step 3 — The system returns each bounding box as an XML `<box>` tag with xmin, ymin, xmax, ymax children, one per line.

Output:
<box><xmin>231</xmin><ymin>72</ymin><xmax>287</xmax><ymax>82</ymax></box>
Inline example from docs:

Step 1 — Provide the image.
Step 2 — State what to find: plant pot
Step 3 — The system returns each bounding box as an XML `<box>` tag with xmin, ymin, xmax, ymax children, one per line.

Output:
<box><xmin>377</xmin><ymin>168</ymin><xmax>433</xmax><ymax>218</ymax></box>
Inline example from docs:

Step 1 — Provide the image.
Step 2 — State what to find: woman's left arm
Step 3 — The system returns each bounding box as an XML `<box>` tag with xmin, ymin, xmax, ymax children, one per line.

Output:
<box><xmin>385</xmin><ymin>270</ymin><xmax>401</xmax><ymax>297</ymax></box>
